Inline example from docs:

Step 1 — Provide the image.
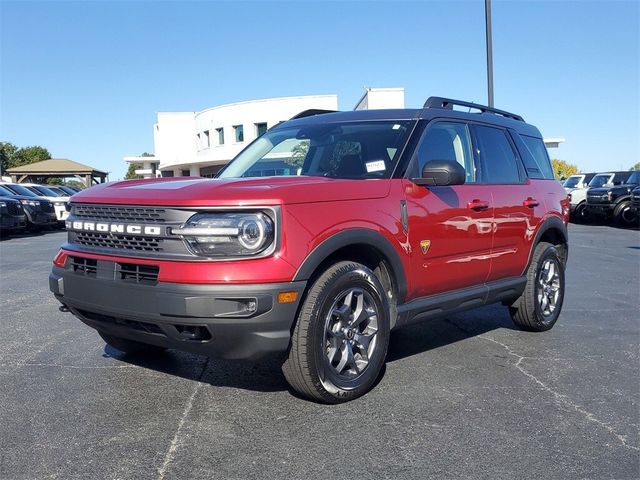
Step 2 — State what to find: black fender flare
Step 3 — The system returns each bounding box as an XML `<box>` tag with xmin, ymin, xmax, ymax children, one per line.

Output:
<box><xmin>525</xmin><ymin>216</ymin><xmax>569</xmax><ymax>271</ymax></box>
<box><xmin>292</xmin><ymin>228</ymin><xmax>408</xmax><ymax>303</ymax></box>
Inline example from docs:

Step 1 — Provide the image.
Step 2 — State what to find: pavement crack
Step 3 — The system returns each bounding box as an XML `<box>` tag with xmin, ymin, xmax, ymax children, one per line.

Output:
<box><xmin>479</xmin><ymin>334</ymin><xmax>639</xmax><ymax>452</ymax></box>
<box><xmin>156</xmin><ymin>358</ymin><xmax>210</xmax><ymax>480</ymax></box>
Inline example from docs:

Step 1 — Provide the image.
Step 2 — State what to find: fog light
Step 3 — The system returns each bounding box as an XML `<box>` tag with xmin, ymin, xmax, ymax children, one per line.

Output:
<box><xmin>277</xmin><ymin>291</ymin><xmax>298</xmax><ymax>304</ymax></box>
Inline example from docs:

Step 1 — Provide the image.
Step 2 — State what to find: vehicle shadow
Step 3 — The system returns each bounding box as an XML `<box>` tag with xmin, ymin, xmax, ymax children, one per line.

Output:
<box><xmin>106</xmin><ymin>303</ymin><xmax>517</xmax><ymax>394</ymax></box>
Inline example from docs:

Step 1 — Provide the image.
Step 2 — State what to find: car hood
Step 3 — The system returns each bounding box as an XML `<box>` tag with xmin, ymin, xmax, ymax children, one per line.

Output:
<box><xmin>71</xmin><ymin>176</ymin><xmax>392</xmax><ymax>206</ymax></box>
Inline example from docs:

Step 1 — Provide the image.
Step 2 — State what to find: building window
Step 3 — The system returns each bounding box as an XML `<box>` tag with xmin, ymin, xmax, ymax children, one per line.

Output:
<box><xmin>216</xmin><ymin>127</ymin><xmax>224</xmax><ymax>145</ymax></box>
<box><xmin>203</xmin><ymin>130</ymin><xmax>210</xmax><ymax>148</ymax></box>
<box><xmin>181</xmin><ymin>170</ymin><xmax>190</xmax><ymax>177</ymax></box>
<box><xmin>234</xmin><ymin>125</ymin><xmax>244</xmax><ymax>142</ymax></box>
<box><xmin>255</xmin><ymin>122</ymin><xmax>268</xmax><ymax>137</ymax></box>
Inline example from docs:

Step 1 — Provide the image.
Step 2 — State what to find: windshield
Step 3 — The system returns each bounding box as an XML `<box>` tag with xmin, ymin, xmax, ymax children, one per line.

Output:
<box><xmin>0</xmin><ymin>185</ymin><xmax>17</xmax><ymax>196</ymax></box>
<box><xmin>626</xmin><ymin>171</ymin><xmax>640</xmax><ymax>184</ymax></box>
<box><xmin>30</xmin><ymin>185</ymin><xmax>63</xmax><ymax>197</ymax></box>
<box><xmin>218</xmin><ymin>121</ymin><xmax>414</xmax><ymax>180</ymax></box>
<box><xmin>588</xmin><ymin>174</ymin><xmax>612</xmax><ymax>188</ymax></box>
<box><xmin>4</xmin><ymin>184</ymin><xmax>38</xmax><ymax>197</ymax></box>
<box><xmin>563</xmin><ymin>176</ymin><xmax>582</xmax><ymax>188</ymax></box>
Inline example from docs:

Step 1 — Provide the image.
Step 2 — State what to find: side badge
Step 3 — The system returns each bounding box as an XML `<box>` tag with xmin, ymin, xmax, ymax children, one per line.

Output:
<box><xmin>420</xmin><ymin>240</ymin><xmax>431</xmax><ymax>255</ymax></box>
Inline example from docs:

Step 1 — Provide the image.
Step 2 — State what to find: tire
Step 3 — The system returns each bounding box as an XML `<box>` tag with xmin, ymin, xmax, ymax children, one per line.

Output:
<box><xmin>510</xmin><ymin>242</ymin><xmax>565</xmax><ymax>332</ymax></box>
<box><xmin>99</xmin><ymin>332</ymin><xmax>166</xmax><ymax>355</ymax></box>
<box><xmin>282</xmin><ymin>261</ymin><xmax>390</xmax><ymax>403</ymax></box>
<box><xmin>614</xmin><ymin>201</ymin><xmax>639</xmax><ymax>227</ymax></box>
<box><xmin>572</xmin><ymin>202</ymin><xmax>589</xmax><ymax>223</ymax></box>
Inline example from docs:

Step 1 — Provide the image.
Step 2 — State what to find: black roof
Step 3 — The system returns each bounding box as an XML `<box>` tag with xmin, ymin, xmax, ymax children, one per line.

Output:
<box><xmin>281</xmin><ymin>98</ymin><xmax>542</xmax><ymax>138</ymax></box>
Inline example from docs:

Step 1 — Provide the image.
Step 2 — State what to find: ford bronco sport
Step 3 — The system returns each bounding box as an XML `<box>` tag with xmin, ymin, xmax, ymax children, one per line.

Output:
<box><xmin>50</xmin><ymin>97</ymin><xmax>569</xmax><ymax>403</ymax></box>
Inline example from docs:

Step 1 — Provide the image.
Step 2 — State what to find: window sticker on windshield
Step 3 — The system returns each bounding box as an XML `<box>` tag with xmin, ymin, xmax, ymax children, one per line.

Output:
<box><xmin>366</xmin><ymin>160</ymin><xmax>386</xmax><ymax>173</ymax></box>
<box><xmin>392</xmin><ymin>124</ymin><xmax>401</xmax><ymax>130</ymax></box>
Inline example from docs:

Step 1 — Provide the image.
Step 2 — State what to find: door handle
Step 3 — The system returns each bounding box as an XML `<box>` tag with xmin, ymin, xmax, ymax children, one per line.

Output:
<box><xmin>467</xmin><ymin>199</ymin><xmax>490</xmax><ymax>211</ymax></box>
<box><xmin>523</xmin><ymin>197</ymin><xmax>540</xmax><ymax>208</ymax></box>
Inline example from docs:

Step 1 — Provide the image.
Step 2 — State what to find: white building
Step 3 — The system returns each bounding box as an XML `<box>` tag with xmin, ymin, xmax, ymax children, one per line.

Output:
<box><xmin>125</xmin><ymin>88</ymin><xmax>562</xmax><ymax>178</ymax></box>
<box><xmin>125</xmin><ymin>95</ymin><xmax>339</xmax><ymax>178</ymax></box>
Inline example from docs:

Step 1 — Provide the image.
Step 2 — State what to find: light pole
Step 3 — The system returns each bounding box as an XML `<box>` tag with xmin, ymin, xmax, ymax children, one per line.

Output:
<box><xmin>485</xmin><ymin>0</ymin><xmax>494</xmax><ymax>107</ymax></box>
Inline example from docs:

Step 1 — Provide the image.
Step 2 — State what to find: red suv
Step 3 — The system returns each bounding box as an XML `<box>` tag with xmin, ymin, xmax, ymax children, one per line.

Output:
<box><xmin>50</xmin><ymin>97</ymin><xmax>569</xmax><ymax>403</ymax></box>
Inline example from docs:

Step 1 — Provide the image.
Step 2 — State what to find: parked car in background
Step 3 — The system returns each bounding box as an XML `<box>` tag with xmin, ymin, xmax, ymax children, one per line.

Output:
<box><xmin>585</xmin><ymin>170</ymin><xmax>640</xmax><ymax>227</ymax></box>
<box><xmin>567</xmin><ymin>172</ymin><xmax>616</xmax><ymax>222</ymax></box>
<box><xmin>0</xmin><ymin>183</ymin><xmax>69</xmax><ymax>226</ymax></box>
<box><xmin>563</xmin><ymin>173</ymin><xmax>596</xmax><ymax>193</ymax></box>
<box><xmin>0</xmin><ymin>185</ymin><xmax>57</xmax><ymax>231</ymax></box>
<box><xmin>0</xmin><ymin>196</ymin><xmax>27</xmax><ymax>235</ymax></box>
<box><xmin>23</xmin><ymin>184</ymin><xmax>70</xmax><ymax>223</ymax></box>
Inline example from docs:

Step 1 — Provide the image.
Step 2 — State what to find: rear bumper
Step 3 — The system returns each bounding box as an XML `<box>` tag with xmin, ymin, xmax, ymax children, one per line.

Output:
<box><xmin>50</xmin><ymin>265</ymin><xmax>305</xmax><ymax>360</ymax></box>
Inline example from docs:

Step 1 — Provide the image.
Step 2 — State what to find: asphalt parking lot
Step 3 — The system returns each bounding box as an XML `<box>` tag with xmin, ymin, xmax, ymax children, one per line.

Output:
<box><xmin>0</xmin><ymin>224</ymin><xmax>638</xmax><ymax>480</ymax></box>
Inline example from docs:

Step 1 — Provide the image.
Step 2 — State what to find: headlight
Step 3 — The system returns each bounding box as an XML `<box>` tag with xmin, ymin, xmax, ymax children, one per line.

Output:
<box><xmin>0</xmin><ymin>201</ymin><xmax>6</xmax><ymax>208</ymax></box>
<box><xmin>174</xmin><ymin>212</ymin><xmax>275</xmax><ymax>257</ymax></box>
<box><xmin>607</xmin><ymin>192</ymin><xmax>614</xmax><ymax>201</ymax></box>
<box><xmin>54</xmin><ymin>202</ymin><xmax>65</xmax><ymax>206</ymax></box>
<box><xmin>20</xmin><ymin>199</ymin><xmax>39</xmax><ymax>207</ymax></box>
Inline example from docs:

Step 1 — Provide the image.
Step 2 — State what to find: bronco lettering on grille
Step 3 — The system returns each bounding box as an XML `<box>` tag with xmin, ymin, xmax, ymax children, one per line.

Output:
<box><xmin>66</xmin><ymin>221</ymin><xmax>162</xmax><ymax>236</ymax></box>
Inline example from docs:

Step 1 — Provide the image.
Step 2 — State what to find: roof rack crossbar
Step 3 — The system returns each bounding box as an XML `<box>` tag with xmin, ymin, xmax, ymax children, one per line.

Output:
<box><xmin>424</xmin><ymin>96</ymin><xmax>524</xmax><ymax>122</ymax></box>
<box><xmin>290</xmin><ymin>109</ymin><xmax>337</xmax><ymax>120</ymax></box>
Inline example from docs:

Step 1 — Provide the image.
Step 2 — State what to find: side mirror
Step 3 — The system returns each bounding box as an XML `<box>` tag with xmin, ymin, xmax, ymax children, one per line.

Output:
<box><xmin>413</xmin><ymin>160</ymin><xmax>466</xmax><ymax>186</ymax></box>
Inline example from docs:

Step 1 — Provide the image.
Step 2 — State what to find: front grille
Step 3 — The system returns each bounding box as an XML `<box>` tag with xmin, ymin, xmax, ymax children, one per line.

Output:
<box><xmin>117</xmin><ymin>262</ymin><xmax>159</xmax><ymax>284</ymax></box>
<box><xmin>74</xmin><ymin>204</ymin><xmax>167</xmax><ymax>223</ymax></box>
<box><xmin>6</xmin><ymin>202</ymin><xmax>22</xmax><ymax>215</ymax></box>
<box><xmin>587</xmin><ymin>193</ymin><xmax>609</xmax><ymax>204</ymax></box>
<box><xmin>76</xmin><ymin>232</ymin><xmax>163</xmax><ymax>252</ymax></box>
<box><xmin>41</xmin><ymin>202</ymin><xmax>55</xmax><ymax>213</ymax></box>
<box><xmin>70</xmin><ymin>256</ymin><xmax>97</xmax><ymax>277</ymax></box>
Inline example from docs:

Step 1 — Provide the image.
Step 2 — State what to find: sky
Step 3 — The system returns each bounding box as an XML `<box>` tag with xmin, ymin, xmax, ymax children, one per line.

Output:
<box><xmin>1</xmin><ymin>0</ymin><xmax>638</xmax><ymax>180</ymax></box>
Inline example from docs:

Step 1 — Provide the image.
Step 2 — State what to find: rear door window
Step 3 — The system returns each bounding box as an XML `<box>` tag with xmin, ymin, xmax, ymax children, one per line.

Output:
<box><xmin>473</xmin><ymin>125</ymin><xmax>522</xmax><ymax>184</ymax></box>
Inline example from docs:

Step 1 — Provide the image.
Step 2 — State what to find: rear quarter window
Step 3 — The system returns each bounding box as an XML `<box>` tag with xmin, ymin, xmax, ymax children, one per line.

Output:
<box><xmin>519</xmin><ymin>135</ymin><xmax>555</xmax><ymax>180</ymax></box>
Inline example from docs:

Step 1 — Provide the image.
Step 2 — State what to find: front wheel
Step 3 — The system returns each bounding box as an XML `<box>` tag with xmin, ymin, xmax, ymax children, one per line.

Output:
<box><xmin>510</xmin><ymin>242</ymin><xmax>565</xmax><ymax>332</ymax></box>
<box><xmin>282</xmin><ymin>261</ymin><xmax>390</xmax><ymax>403</ymax></box>
<box><xmin>614</xmin><ymin>201</ymin><xmax>639</xmax><ymax>227</ymax></box>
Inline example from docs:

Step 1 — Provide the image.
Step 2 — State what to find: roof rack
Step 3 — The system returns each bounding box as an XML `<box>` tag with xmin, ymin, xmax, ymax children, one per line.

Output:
<box><xmin>424</xmin><ymin>96</ymin><xmax>524</xmax><ymax>122</ymax></box>
<box><xmin>290</xmin><ymin>109</ymin><xmax>337</xmax><ymax>120</ymax></box>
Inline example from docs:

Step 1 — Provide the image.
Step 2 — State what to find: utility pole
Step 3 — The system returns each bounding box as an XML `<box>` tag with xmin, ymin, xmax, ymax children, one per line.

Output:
<box><xmin>485</xmin><ymin>0</ymin><xmax>494</xmax><ymax>107</ymax></box>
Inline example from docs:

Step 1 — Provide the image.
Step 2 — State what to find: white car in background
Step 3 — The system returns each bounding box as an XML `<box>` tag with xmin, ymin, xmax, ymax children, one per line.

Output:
<box><xmin>563</xmin><ymin>173</ymin><xmax>595</xmax><ymax>193</ymax></box>
<box><xmin>568</xmin><ymin>172</ymin><xmax>618</xmax><ymax>222</ymax></box>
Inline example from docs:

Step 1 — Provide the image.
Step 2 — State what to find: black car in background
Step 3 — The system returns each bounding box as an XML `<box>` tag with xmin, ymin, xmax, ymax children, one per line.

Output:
<box><xmin>0</xmin><ymin>196</ymin><xmax>27</xmax><ymax>235</ymax></box>
<box><xmin>0</xmin><ymin>185</ymin><xmax>57</xmax><ymax>231</ymax></box>
<box><xmin>586</xmin><ymin>170</ymin><xmax>640</xmax><ymax>227</ymax></box>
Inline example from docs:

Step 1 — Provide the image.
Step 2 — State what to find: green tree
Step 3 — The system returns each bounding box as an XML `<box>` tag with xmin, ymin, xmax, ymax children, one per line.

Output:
<box><xmin>11</xmin><ymin>145</ymin><xmax>51</xmax><ymax>168</ymax></box>
<box><xmin>0</xmin><ymin>142</ymin><xmax>18</xmax><ymax>174</ymax></box>
<box><xmin>47</xmin><ymin>177</ymin><xmax>63</xmax><ymax>185</ymax></box>
<box><xmin>65</xmin><ymin>180</ymin><xmax>85</xmax><ymax>190</ymax></box>
<box><xmin>630</xmin><ymin>162</ymin><xmax>640</xmax><ymax>171</ymax></box>
<box><xmin>551</xmin><ymin>158</ymin><xmax>578</xmax><ymax>180</ymax></box>
<box><xmin>125</xmin><ymin>163</ymin><xmax>141</xmax><ymax>180</ymax></box>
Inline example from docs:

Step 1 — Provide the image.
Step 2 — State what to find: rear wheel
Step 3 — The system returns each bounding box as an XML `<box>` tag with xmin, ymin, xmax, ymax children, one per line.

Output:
<box><xmin>510</xmin><ymin>242</ymin><xmax>565</xmax><ymax>332</ymax></box>
<box><xmin>282</xmin><ymin>261</ymin><xmax>390</xmax><ymax>403</ymax></box>
<box><xmin>99</xmin><ymin>332</ymin><xmax>166</xmax><ymax>355</ymax></box>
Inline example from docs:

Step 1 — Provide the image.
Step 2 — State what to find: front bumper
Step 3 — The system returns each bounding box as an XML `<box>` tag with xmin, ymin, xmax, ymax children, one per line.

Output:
<box><xmin>0</xmin><ymin>214</ymin><xmax>26</xmax><ymax>231</ymax></box>
<box><xmin>585</xmin><ymin>203</ymin><xmax>615</xmax><ymax>216</ymax></box>
<box><xmin>28</xmin><ymin>211</ymin><xmax>58</xmax><ymax>226</ymax></box>
<box><xmin>50</xmin><ymin>265</ymin><xmax>306</xmax><ymax>360</ymax></box>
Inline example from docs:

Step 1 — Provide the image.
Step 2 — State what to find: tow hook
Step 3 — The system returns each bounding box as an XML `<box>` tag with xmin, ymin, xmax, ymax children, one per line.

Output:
<box><xmin>59</xmin><ymin>305</ymin><xmax>70</xmax><ymax>313</ymax></box>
